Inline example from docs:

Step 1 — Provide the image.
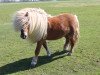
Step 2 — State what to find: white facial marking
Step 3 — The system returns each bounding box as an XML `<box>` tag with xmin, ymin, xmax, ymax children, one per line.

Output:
<box><xmin>24</xmin><ymin>32</ymin><xmax>28</xmax><ymax>36</ymax></box>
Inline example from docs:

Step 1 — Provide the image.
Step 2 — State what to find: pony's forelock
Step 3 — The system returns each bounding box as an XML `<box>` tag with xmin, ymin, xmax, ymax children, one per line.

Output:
<box><xmin>13</xmin><ymin>8</ymin><xmax>29</xmax><ymax>31</ymax></box>
<box><xmin>13</xmin><ymin>8</ymin><xmax>51</xmax><ymax>43</ymax></box>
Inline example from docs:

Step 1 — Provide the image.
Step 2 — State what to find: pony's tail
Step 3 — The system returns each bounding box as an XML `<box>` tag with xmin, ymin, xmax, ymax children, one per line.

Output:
<box><xmin>74</xmin><ymin>15</ymin><xmax>80</xmax><ymax>42</ymax></box>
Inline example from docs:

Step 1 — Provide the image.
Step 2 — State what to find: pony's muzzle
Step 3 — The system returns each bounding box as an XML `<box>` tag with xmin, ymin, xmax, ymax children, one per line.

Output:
<box><xmin>20</xmin><ymin>29</ymin><xmax>28</xmax><ymax>39</ymax></box>
<box><xmin>20</xmin><ymin>34</ymin><xmax>27</xmax><ymax>39</ymax></box>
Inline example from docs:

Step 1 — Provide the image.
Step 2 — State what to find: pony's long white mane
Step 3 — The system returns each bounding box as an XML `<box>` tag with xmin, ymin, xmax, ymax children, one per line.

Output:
<box><xmin>13</xmin><ymin>8</ymin><xmax>51</xmax><ymax>43</ymax></box>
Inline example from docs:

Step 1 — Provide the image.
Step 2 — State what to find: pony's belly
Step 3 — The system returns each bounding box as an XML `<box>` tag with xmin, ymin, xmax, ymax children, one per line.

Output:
<box><xmin>46</xmin><ymin>31</ymin><xmax>66</xmax><ymax>40</ymax></box>
<box><xmin>46</xmin><ymin>36</ymin><xmax>63</xmax><ymax>40</ymax></box>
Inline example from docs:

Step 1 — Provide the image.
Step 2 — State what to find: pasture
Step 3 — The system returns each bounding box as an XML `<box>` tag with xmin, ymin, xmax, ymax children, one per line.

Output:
<box><xmin>0</xmin><ymin>0</ymin><xmax>100</xmax><ymax>75</ymax></box>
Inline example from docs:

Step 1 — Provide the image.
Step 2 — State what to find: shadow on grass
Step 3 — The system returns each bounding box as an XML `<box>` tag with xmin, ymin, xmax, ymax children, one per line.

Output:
<box><xmin>0</xmin><ymin>50</ymin><xmax>67</xmax><ymax>75</ymax></box>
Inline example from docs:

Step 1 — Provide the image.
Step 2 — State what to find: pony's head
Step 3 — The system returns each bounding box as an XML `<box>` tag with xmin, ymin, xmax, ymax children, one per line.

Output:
<box><xmin>13</xmin><ymin>9</ymin><xmax>30</xmax><ymax>39</ymax></box>
<box><xmin>13</xmin><ymin>8</ymin><xmax>51</xmax><ymax>43</ymax></box>
<box><xmin>20</xmin><ymin>13</ymin><xmax>29</xmax><ymax>39</ymax></box>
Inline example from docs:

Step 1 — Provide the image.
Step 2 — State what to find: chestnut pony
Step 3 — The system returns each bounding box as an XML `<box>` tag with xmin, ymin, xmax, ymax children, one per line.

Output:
<box><xmin>13</xmin><ymin>8</ymin><xmax>79</xmax><ymax>66</ymax></box>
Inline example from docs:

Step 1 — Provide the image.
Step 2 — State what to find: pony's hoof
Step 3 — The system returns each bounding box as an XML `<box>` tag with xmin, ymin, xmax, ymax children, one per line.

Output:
<box><xmin>31</xmin><ymin>56</ymin><xmax>38</xmax><ymax>67</ymax></box>
<box><xmin>66</xmin><ymin>52</ymin><xmax>72</xmax><ymax>56</ymax></box>
<box><xmin>47</xmin><ymin>53</ymin><xmax>51</xmax><ymax>57</ymax></box>
<box><xmin>31</xmin><ymin>61</ymin><xmax>37</xmax><ymax>67</ymax></box>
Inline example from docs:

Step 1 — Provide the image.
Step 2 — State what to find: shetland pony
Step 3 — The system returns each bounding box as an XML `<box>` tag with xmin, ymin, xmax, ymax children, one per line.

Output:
<box><xmin>13</xmin><ymin>8</ymin><xmax>79</xmax><ymax>66</ymax></box>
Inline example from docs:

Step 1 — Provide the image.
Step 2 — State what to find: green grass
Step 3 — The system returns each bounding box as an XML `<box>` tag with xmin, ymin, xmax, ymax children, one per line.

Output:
<box><xmin>0</xmin><ymin>0</ymin><xmax>100</xmax><ymax>75</ymax></box>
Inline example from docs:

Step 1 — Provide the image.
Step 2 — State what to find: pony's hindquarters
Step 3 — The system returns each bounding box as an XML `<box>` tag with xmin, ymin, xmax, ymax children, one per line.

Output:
<box><xmin>70</xmin><ymin>15</ymin><xmax>80</xmax><ymax>51</ymax></box>
<box><xmin>74</xmin><ymin>15</ymin><xmax>80</xmax><ymax>42</ymax></box>
<box><xmin>65</xmin><ymin>15</ymin><xmax>79</xmax><ymax>55</ymax></box>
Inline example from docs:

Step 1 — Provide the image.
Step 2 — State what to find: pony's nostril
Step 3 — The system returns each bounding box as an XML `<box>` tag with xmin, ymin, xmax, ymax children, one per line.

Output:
<box><xmin>24</xmin><ymin>35</ymin><xmax>27</xmax><ymax>39</ymax></box>
<box><xmin>20</xmin><ymin>34</ymin><xmax>27</xmax><ymax>39</ymax></box>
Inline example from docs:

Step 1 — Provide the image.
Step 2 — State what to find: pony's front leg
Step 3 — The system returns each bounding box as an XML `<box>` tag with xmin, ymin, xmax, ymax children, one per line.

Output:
<box><xmin>43</xmin><ymin>41</ymin><xmax>51</xmax><ymax>57</ymax></box>
<box><xmin>31</xmin><ymin>41</ymin><xmax>43</xmax><ymax>67</ymax></box>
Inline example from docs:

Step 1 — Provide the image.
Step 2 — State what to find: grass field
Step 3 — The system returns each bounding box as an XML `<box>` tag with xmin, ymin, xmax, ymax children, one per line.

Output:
<box><xmin>0</xmin><ymin>0</ymin><xmax>100</xmax><ymax>75</ymax></box>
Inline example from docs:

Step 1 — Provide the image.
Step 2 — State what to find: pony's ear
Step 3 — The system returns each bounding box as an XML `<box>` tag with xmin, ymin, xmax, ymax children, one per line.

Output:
<box><xmin>25</xmin><ymin>12</ymin><xmax>28</xmax><ymax>17</ymax></box>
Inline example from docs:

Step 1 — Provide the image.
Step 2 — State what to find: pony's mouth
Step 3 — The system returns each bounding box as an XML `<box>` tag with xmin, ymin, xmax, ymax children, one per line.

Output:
<box><xmin>20</xmin><ymin>35</ymin><xmax>27</xmax><ymax>39</ymax></box>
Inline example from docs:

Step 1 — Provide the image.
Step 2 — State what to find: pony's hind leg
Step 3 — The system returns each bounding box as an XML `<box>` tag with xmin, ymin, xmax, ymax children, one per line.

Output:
<box><xmin>64</xmin><ymin>35</ymin><xmax>76</xmax><ymax>56</ymax></box>
<box><xmin>68</xmin><ymin>36</ymin><xmax>76</xmax><ymax>56</ymax></box>
<box><xmin>63</xmin><ymin>36</ymin><xmax>71</xmax><ymax>54</ymax></box>
<box><xmin>63</xmin><ymin>37</ymin><xmax>70</xmax><ymax>51</ymax></box>
<box><xmin>43</xmin><ymin>41</ymin><xmax>51</xmax><ymax>57</ymax></box>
